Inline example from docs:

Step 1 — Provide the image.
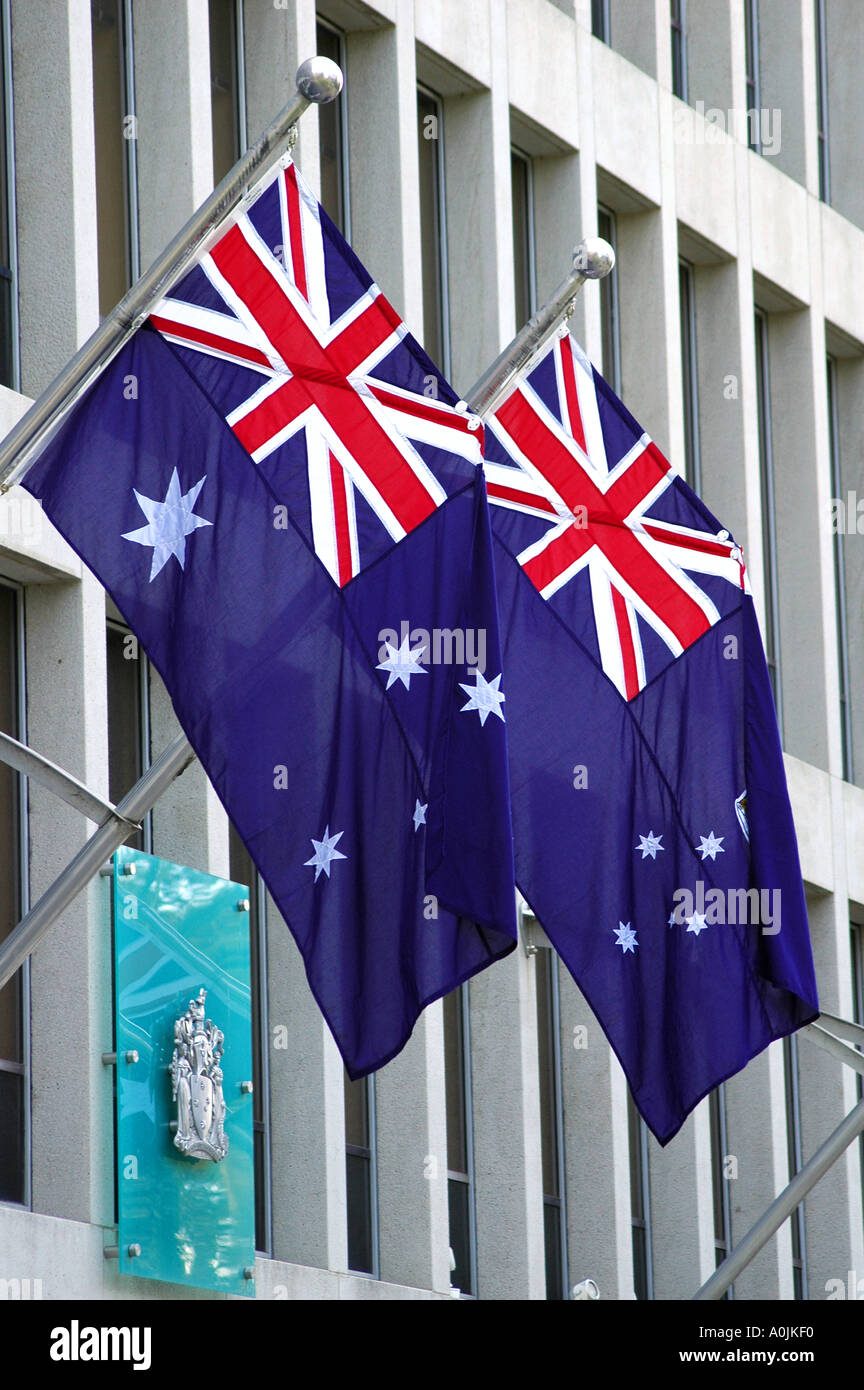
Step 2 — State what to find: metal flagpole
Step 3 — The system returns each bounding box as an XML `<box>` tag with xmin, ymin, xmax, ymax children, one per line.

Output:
<box><xmin>464</xmin><ymin>237</ymin><xmax>615</xmax><ymax>418</ymax></box>
<box><xmin>0</xmin><ymin>58</ymin><xmax>342</xmax><ymax>991</ymax></box>
<box><xmin>0</xmin><ymin>733</ymin><xmax>196</xmax><ymax>993</ymax></box>
<box><xmin>693</xmin><ymin>1017</ymin><xmax>864</xmax><ymax>1300</ymax></box>
<box><xmin>0</xmin><ymin>57</ymin><xmax>343</xmax><ymax>495</ymax></box>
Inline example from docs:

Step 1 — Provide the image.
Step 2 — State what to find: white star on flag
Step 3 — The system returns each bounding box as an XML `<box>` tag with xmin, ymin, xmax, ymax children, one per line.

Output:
<box><xmin>122</xmin><ymin>468</ymin><xmax>212</xmax><ymax>582</ymax></box>
<box><xmin>459</xmin><ymin>669</ymin><xmax>506</xmax><ymax>726</ymax></box>
<box><xmin>686</xmin><ymin>912</ymin><xmax>709</xmax><ymax>937</ymax></box>
<box><xmin>376</xmin><ymin>636</ymin><xmax>427</xmax><ymax>691</ymax></box>
<box><xmin>614</xmin><ymin>921</ymin><xmax>638</xmax><ymax>954</ymax></box>
<box><xmin>412</xmin><ymin>799</ymin><xmax>427</xmax><ymax>831</ymax></box>
<box><xmin>635</xmin><ymin>831</ymin><xmax>665</xmax><ymax>860</ymax></box>
<box><xmin>304</xmin><ymin>825</ymin><xmax>347</xmax><ymax>881</ymax></box>
<box><xmin>695</xmin><ymin>831</ymin><xmax>725</xmax><ymax>861</ymax></box>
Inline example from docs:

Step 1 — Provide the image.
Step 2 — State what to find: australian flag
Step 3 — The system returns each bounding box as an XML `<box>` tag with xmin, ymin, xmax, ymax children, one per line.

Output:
<box><xmin>22</xmin><ymin>157</ymin><xmax>517</xmax><ymax>1078</ymax></box>
<box><xmin>485</xmin><ymin>328</ymin><xmax>818</xmax><ymax>1144</ymax></box>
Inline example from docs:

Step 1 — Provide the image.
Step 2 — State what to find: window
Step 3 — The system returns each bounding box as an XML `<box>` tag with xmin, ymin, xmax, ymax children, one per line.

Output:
<box><xmin>744</xmin><ymin>0</ymin><xmax>761</xmax><ymax>153</ymax></box>
<box><xmin>827</xmin><ymin>357</ymin><xmax>852</xmax><ymax>780</ymax></box>
<box><xmin>814</xmin><ymin>0</ymin><xmax>830</xmax><ymax>202</ymax></box>
<box><xmin>0</xmin><ymin>581</ymin><xmax>27</xmax><ymax>1207</ymax></box>
<box><xmin>511</xmin><ymin>148</ymin><xmax>536</xmax><ymax>331</ymax></box>
<box><xmin>628</xmin><ymin>1093</ymin><xmax>654</xmax><ymax>1298</ymax></box>
<box><xmin>754</xmin><ymin>309</ymin><xmax>782</xmax><ymax>734</ymax></box>
<box><xmin>783</xmin><ymin>1033</ymin><xmax>808</xmax><ymax>1299</ymax></box>
<box><xmin>597</xmin><ymin>207</ymin><xmax>621</xmax><ymax>393</ymax></box>
<box><xmin>444</xmin><ymin>984</ymin><xmax>477</xmax><ymax>1295</ymax></box>
<box><xmin>851</xmin><ymin>924</ymin><xmax>864</xmax><ymax>1224</ymax></box>
<box><xmin>228</xmin><ymin>824</ymin><xmax>271</xmax><ymax>1254</ymax></box>
<box><xmin>709</xmin><ymin>1086</ymin><xmax>733</xmax><ymax>1297</ymax></box>
<box><xmin>670</xmin><ymin>0</ymin><xmax>688</xmax><ymax>102</ymax></box>
<box><xmin>679</xmin><ymin>259</ymin><xmax>701</xmax><ymax>492</ymax></box>
<box><xmin>316</xmin><ymin>18</ymin><xmax>349</xmax><ymax>237</ymax></box>
<box><xmin>536</xmin><ymin>949</ymin><xmax>568</xmax><ymax>1299</ymax></box>
<box><xmin>209</xmin><ymin>0</ymin><xmax>245</xmax><ymax>184</ymax></box>
<box><xmin>344</xmin><ymin>1069</ymin><xmax>379</xmax><ymax>1276</ymax></box>
<box><xmin>591</xmin><ymin>0</ymin><xmax>610</xmax><ymax>43</ymax></box>
<box><xmin>417</xmin><ymin>86</ymin><xmax>449</xmax><ymax>378</ymax></box>
<box><xmin>0</xmin><ymin>0</ymin><xmax>18</xmax><ymax>390</ymax></box>
<box><xmin>106</xmin><ymin>621</ymin><xmax>150</xmax><ymax>850</ymax></box>
<box><xmin>91</xmin><ymin>0</ymin><xmax>139</xmax><ymax>314</ymax></box>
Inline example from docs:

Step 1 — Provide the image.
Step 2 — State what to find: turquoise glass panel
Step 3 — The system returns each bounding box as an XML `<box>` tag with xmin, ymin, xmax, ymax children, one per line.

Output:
<box><xmin>113</xmin><ymin>845</ymin><xmax>255</xmax><ymax>1296</ymax></box>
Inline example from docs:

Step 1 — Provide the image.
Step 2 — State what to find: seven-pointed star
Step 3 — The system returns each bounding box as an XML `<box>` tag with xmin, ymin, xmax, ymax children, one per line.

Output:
<box><xmin>695</xmin><ymin>831</ymin><xmax>725</xmax><ymax>861</ymax></box>
<box><xmin>122</xmin><ymin>468</ymin><xmax>213</xmax><ymax>582</ymax></box>
<box><xmin>459</xmin><ymin>669</ymin><xmax>506</xmax><ymax>726</ymax></box>
<box><xmin>686</xmin><ymin>911</ymin><xmax>709</xmax><ymax>937</ymax></box>
<box><xmin>376</xmin><ymin>637</ymin><xmax>428</xmax><ymax>691</ymax></box>
<box><xmin>614</xmin><ymin>921</ymin><xmax>638</xmax><ymax>954</ymax></box>
<box><xmin>413</xmin><ymin>799</ymin><xmax>427</xmax><ymax>832</ymax></box>
<box><xmin>304</xmin><ymin>826</ymin><xmax>347</xmax><ymax>882</ymax></box>
<box><xmin>636</xmin><ymin>830</ymin><xmax>665</xmax><ymax>860</ymax></box>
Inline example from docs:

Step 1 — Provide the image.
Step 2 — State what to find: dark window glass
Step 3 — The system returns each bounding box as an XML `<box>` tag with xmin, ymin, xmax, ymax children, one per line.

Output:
<box><xmin>754</xmin><ymin>309</ymin><xmax>782</xmax><ymax>733</ymax></box>
<box><xmin>679</xmin><ymin>260</ymin><xmax>701</xmax><ymax>492</ymax></box>
<box><xmin>783</xmin><ymin>1034</ymin><xmax>808</xmax><ymax>1299</ymax></box>
<box><xmin>598</xmin><ymin>207</ymin><xmax>621</xmax><ymax>393</ymax></box>
<box><xmin>344</xmin><ymin>1069</ymin><xmax>376</xmax><ymax>1273</ymax></box>
<box><xmin>417</xmin><ymin>87</ymin><xmax>447</xmax><ymax>374</ymax></box>
<box><xmin>91</xmin><ymin>0</ymin><xmax>136</xmax><ymax>315</ymax></box>
<box><xmin>628</xmin><ymin>1092</ymin><xmax>652</xmax><ymax>1299</ymax></box>
<box><xmin>744</xmin><ymin>0</ymin><xmax>761</xmax><ymax>152</ymax></box>
<box><xmin>209</xmin><ymin>0</ymin><xmax>239</xmax><ymax>184</ymax></box>
<box><xmin>106</xmin><ymin>624</ymin><xmax>142</xmax><ymax>835</ymax></box>
<box><xmin>671</xmin><ymin>0</ymin><xmax>687</xmax><ymax>101</ymax></box>
<box><xmin>827</xmin><ymin>357</ymin><xmax>852</xmax><ymax>780</ymax></box>
<box><xmin>511</xmin><ymin>149</ymin><xmax>534</xmax><ymax>331</ymax></box>
<box><xmin>444</xmin><ymin>985</ymin><xmax>474</xmax><ymax>1295</ymax></box>
<box><xmin>592</xmin><ymin>0</ymin><xmax>609</xmax><ymax>42</ymax></box>
<box><xmin>536</xmin><ymin>950</ymin><xmax>566</xmax><ymax>1300</ymax></box>
<box><xmin>0</xmin><ymin>582</ymin><xmax>24</xmax><ymax>1205</ymax></box>
<box><xmin>228</xmin><ymin>823</ymin><xmax>269</xmax><ymax>1253</ymax></box>
<box><xmin>709</xmin><ymin>1085</ymin><xmax>734</xmax><ymax>1296</ymax></box>
<box><xmin>316</xmin><ymin>19</ymin><xmax>346</xmax><ymax>234</ymax></box>
<box><xmin>814</xmin><ymin>0</ymin><xmax>830</xmax><ymax>202</ymax></box>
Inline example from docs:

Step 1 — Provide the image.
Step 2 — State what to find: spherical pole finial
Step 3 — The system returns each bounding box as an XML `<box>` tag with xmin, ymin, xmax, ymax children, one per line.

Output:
<box><xmin>573</xmin><ymin>237</ymin><xmax>616</xmax><ymax>280</ymax></box>
<box><xmin>296</xmin><ymin>57</ymin><xmax>344</xmax><ymax>104</ymax></box>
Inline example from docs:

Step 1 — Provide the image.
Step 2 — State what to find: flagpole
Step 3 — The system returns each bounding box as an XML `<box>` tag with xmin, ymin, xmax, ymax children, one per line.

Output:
<box><xmin>0</xmin><ymin>56</ymin><xmax>343</xmax><ymax>495</ymax></box>
<box><xmin>464</xmin><ymin>237</ymin><xmax>614</xmax><ymax>419</ymax></box>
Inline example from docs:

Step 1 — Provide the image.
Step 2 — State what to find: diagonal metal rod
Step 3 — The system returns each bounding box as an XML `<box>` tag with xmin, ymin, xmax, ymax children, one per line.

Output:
<box><xmin>804</xmin><ymin>1020</ymin><xmax>864</xmax><ymax>1077</ymax></box>
<box><xmin>0</xmin><ymin>728</ymin><xmax>131</xmax><ymax>827</ymax></box>
<box><xmin>464</xmin><ymin>237</ymin><xmax>615</xmax><ymax>419</ymax></box>
<box><xmin>0</xmin><ymin>733</ymin><xmax>196</xmax><ymax>993</ymax></box>
<box><xmin>816</xmin><ymin>1010</ymin><xmax>864</xmax><ymax>1048</ymax></box>
<box><xmin>0</xmin><ymin>56</ymin><xmax>343</xmax><ymax>494</ymax></box>
<box><xmin>693</xmin><ymin>1093</ymin><xmax>864</xmax><ymax>1300</ymax></box>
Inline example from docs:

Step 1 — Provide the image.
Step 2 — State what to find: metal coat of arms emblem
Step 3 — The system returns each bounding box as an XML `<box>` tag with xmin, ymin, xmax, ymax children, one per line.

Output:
<box><xmin>169</xmin><ymin>988</ymin><xmax>229</xmax><ymax>1162</ymax></box>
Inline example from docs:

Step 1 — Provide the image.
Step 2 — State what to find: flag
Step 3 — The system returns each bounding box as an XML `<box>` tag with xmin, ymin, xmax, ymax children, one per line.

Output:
<box><xmin>22</xmin><ymin>156</ymin><xmax>517</xmax><ymax>1078</ymax></box>
<box><xmin>484</xmin><ymin>327</ymin><xmax>818</xmax><ymax>1144</ymax></box>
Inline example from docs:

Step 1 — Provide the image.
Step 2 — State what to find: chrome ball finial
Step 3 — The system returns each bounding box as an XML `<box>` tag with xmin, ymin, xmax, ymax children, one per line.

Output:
<box><xmin>574</xmin><ymin>237</ymin><xmax>616</xmax><ymax>280</ymax></box>
<box><xmin>296</xmin><ymin>56</ymin><xmax>344</xmax><ymax>104</ymax></box>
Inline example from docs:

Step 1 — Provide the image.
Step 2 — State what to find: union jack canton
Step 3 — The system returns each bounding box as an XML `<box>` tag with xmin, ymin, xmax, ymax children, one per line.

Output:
<box><xmin>150</xmin><ymin>156</ymin><xmax>481</xmax><ymax>582</ymax></box>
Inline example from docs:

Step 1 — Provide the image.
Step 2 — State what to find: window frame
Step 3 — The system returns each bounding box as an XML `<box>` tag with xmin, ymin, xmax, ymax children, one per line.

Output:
<box><xmin>344</xmin><ymin>1068</ymin><xmax>380</xmax><ymax>1278</ymax></box>
<box><xmin>597</xmin><ymin>205</ymin><xmax>622</xmax><ymax>394</ymax></box>
<box><xmin>709</xmin><ymin>1084</ymin><xmax>734</xmax><ymax>1297</ymax></box>
<box><xmin>826</xmin><ymin>355</ymin><xmax>852</xmax><ymax>781</ymax></box>
<box><xmin>510</xmin><ymin>145</ymin><xmax>537</xmax><ymax>331</ymax></box>
<box><xmin>670</xmin><ymin>0</ymin><xmax>688</xmax><ymax>103</ymax></box>
<box><xmin>754</xmin><ymin>308</ymin><xmax>783</xmax><ymax>736</ymax></box>
<box><xmin>315</xmin><ymin>15</ymin><xmax>350</xmax><ymax>240</ymax></box>
<box><xmin>416</xmin><ymin>82</ymin><xmax>451</xmax><ymax>381</ymax></box>
<box><xmin>444</xmin><ymin>982</ymin><xmax>478</xmax><ymax>1297</ymax></box>
<box><xmin>744</xmin><ymin>0</ymin><xmax>762</xmax><ymax>154</ymax></box>
<box><xmin>783</xmin><ymin>1033</ymin><xmax>809</xmax><ymax>1299</ymax></box>
<box><xmin>628</xmin><ymin>1092</ymin><xmax>655</xmax><ymax>1300</ymax></box>
<box><xmin>535</xmin><ymin>945</ymin><xmax>569</xmax><ymax>1300</ymax></box>
<box><xmin>0</xmin><ymin>577</ymin><xmax>30</xmax><ymax>1211</ymax></box>
<box><xmin>814</xmin><ymin>0</ymin><xmax>830</xmax><ymax>203</ymax></box>
<box><xmin>678</xmin><ymin>258</ymin><xmax>702</xmax><ymax>493</ymax></box>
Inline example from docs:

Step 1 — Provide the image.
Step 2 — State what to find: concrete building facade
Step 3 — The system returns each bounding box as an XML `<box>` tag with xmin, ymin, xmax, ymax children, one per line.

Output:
<box><xmin>1</xmin><ymin>0</ymin><xmax>864</xmax><ymax>1300</ymax></box>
